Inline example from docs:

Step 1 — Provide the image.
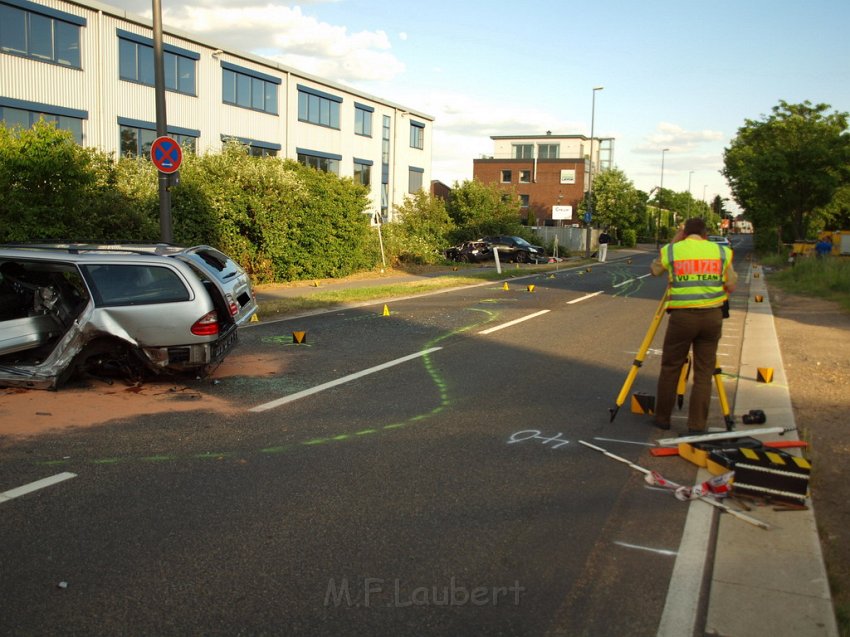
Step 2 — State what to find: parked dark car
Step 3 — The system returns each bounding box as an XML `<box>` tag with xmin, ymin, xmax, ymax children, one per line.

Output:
<box><xmin>481</xmin><ymin>235</ymin><xmax>546</xmax><ymax>263</ymax></box>
<box><xmin>0</xmin><ymin>243</ymin><xmax>257</xmax><ymax>389</ymax></box>
<box><xmin>444</xmin><ymin>240</ymin><xmax>493</xmax><ymax>263</ymax></box>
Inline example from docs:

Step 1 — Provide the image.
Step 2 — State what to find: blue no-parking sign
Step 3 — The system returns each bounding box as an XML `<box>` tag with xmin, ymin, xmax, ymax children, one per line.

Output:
<box><xmin>150</xmin><ymin>136</ymin><xmax>183</xmax><ymax>174</ymax></box>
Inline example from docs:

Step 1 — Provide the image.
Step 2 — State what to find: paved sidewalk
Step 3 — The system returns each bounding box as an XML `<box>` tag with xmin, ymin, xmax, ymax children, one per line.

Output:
<box><xmin>702</xmin><ymin>262</ymin><xmax>838</xmax><ymax>636</ymax></box>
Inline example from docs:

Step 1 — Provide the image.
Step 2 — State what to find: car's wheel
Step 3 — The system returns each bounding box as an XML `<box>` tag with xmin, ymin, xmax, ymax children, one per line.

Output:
<box><xmin>515</xmin><ymin>251</ymin><xmax>529</xmax><ymax>263</ymax></box>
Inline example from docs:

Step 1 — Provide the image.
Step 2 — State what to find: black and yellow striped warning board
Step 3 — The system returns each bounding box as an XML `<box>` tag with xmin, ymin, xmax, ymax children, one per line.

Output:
<box><xmin>707</xmin><ymin>446</ymin><xmax>810</xmax><ymax>502</ymax></box>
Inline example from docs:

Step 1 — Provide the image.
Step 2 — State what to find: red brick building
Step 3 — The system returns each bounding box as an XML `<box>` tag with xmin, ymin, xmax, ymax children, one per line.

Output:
<box><xmin>472</xmin><ymin>134</ymin><xmax>613</xmax><ymax>225</ymax></box>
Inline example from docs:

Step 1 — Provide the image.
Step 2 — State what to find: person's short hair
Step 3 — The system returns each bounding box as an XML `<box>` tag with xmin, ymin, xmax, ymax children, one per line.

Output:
<box><xmin>683</xmin><ymin>218</ymin><xmax>707</xmax><ymax>237</ymax></box>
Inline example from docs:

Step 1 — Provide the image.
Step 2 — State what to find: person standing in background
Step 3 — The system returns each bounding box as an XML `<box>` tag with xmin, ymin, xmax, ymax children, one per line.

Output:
<box><xmin>597</xmin><ymin>229</ymin><xmax>611</xmax><ymax>262</ymax></box>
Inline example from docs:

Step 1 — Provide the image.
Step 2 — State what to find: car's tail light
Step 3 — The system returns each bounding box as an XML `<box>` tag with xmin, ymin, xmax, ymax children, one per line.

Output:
<box><xmin>226</xmin><ymin>293</ymin><xmax>238</xmax><ymax>317</ymax></box>
<box><xmin>191</xmin><ymin>310</ymin><xmax>220</xmax><ymax>336</ymax></box>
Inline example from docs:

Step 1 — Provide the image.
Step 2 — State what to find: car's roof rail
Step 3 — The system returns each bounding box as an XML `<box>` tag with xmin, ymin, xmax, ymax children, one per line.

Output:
<box><xmin>0</xmin><ymin>243</ymin><xmax>182</xmax><ymax>256</ymax></box>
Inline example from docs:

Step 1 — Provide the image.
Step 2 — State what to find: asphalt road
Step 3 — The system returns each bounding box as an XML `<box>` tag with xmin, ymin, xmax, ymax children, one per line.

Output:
<box><xmin>0</xmin><ymin>241</ymin><xmax>752</xmax><ymax>636</ymax></box>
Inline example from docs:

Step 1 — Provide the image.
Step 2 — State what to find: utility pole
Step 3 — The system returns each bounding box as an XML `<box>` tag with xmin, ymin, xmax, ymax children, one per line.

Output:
<box><xmin>152</xmin><ymin>0</ymin><xmax>173</xmax><ymax>242</ymax></box>
<box><xmin>584</xmin><ymin>86</ymin><xmax>603</xmax><ymax>258</ymax></box>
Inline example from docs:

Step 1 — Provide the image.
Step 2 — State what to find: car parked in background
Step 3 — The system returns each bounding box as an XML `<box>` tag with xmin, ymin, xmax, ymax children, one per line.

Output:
<box><xmin>708</xmin><ymin>235</ymin><xmax>732</xmax><ymax>249</ymax></box>
<box><xmin>481</xmin><ymin>235</ymin><xmax>546</xmax><ymax>263</ymax></box>
<box><xmin>443</xmin><ymin>240</ymin><xmax>493</xmax><ymax>263</ymax></box>
<box><xmin>0</xmin><ymin>244</ymin><xmax>256</xmax><ymax>389</ymax></box>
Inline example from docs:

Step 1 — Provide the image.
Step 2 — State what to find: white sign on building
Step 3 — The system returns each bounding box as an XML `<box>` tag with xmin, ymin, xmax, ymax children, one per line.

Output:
<box><xmin>560</xmin><ymin>169</ymin><xmax>576</xmax><ymax>184</ymax></box>
<box><xmin>552</xmin><ymin>206</ymin><xmax>573</xmax><ymax>220</ymax></box>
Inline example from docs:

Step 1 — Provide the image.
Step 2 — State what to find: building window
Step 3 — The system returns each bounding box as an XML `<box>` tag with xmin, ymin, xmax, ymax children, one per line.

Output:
<box><xmin>1</xmin><ymin>99</ymin><xmax>85</xmax><ymax>143</ymax></box>
<box><xmin>408</xmin><ymin>167</ymin><xmax>424</xmax><ymax>193</ymax></box>
<box><xmin>223</xmin><ymin>62</ymin><xmax>279</xmax><ymax>115</ymax></box>
<box><xmin>519</xmin><ymin>169</ymin><xmax>531</xmax><ymax>183</ymax></box>
<box><xmin>538</xmin><ymin>143</ymin><xmax>559</xmax><ymax>159</ymax></box>
<box><xmin>297</xmin><ymin>85</ymin><xmax>341</xmax><ymax>129</ymax></box>
<box><xmin>117</xmin><ymin>30</ymin><xmax>197</xmax><ymax>96</ymax></box>
<box><xmin>512</xmin><ymin>144</ymin><xmax>533</xmax><ymax>159</ymax></box>
<box><xmin>297</xmin><ymin>148</ymin><xmax>340</xmax><ymax>175</ymax></box>
<box><xmin>221</xmin><ymin>135</ymin><xmax>280</xmax><ymax>158</ymax></box>
<box><xmin>0</xmin><ymin>0</ymin><xmax>83</xmax><ymax>68</ymax></box>
<box><xmin>354</xmin><ymin>159</ymin><xmax>372</xmax><ymax>187</ymax></box>
<box><xmin>410</xmin><ymin>121</ymin><xmax>424</xmax><ymax>150</ymax></box>
<box><xmin>381</xmin><ymin>115</ymin><xmax>391</xmax><ymax>218</ymax></box>
<box><xmin>501</xmin><ymin>170</ymin><xmax>512</xmax><ymax>183</ymax></box>
<box><xmin>355</xmin><ymin>103</ymin><xmax>373</xmax><ymax>137</ymax></box>
<box><xmin>119</xmin><ymin>118</ymin><xmax>198</xmax><ymax>157</ymax></box>
<box><xmin>519</xmin><ymin>194</ymin><xmax>530</xmax><ymax>208</ymax></box>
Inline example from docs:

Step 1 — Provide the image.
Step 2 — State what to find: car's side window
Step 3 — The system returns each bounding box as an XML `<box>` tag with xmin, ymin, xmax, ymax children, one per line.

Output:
<box><xmin>83</xmin><ymin>264</ymin><xmax>190</xmax><ymax>306</ymax></box>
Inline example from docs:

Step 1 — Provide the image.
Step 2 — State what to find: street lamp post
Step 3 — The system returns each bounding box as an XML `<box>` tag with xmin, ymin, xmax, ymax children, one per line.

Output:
<box><xmin>584</xmin><ymin>86</ymin><xmax>604</xmax><ymax>258</ymax></box>
<box><xmin>655</xmin><ymin>148</ymin><xmax>670</xmax><ymax>248</ymax></box>
<box><xmin>687</xmin><ymin>169</ymin><xmax>694</xmax><ymax>218</ymax></box>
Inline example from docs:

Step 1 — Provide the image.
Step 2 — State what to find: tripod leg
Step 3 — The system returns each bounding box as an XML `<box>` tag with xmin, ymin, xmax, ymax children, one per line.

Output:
<box><xmin>714</xmin><ymin>361</ymin><xmax>735</xmax><ymax>431</ymax></box>
<box><xmin>610</xmin><ymin>294</ymin><xmax>668</xmax><ymax>422</ymax></box>
<box><xmin>676</xmin><ymin>355</ymin><xmax>691</xmax><ymax>410</ymax></box>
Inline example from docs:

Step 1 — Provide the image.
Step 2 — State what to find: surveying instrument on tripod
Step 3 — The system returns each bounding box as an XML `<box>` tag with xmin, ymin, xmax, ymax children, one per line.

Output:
<box><xmin>608</xmin><ymin>292</ymin><xmax>735</xmax><ymax>430</ymax></box>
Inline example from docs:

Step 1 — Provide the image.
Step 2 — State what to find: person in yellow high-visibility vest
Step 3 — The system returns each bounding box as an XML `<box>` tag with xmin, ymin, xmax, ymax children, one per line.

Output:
<box><xmin>650</xmin><ymin>217</ymin><xmax>737</xmax><ymax>434</ymax></box>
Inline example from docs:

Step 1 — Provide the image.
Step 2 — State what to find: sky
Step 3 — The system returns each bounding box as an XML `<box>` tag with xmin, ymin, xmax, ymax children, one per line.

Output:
<box><xmin>107</xmin><ymin>0</ymin><xmax>850</xmax><ymax>212</ymax></box>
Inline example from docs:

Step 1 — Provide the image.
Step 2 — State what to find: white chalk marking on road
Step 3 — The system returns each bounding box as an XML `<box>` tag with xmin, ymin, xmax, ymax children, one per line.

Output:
<box><xmin>249</xmin><ymin>347</ymin><xmax>443</xmax><ymax>412</ymax></box>
<box><xmin>567</xmin><ymin>291</ymin><xmax>604</xmax><ymax>305</ymax></box>
<box><xmin>593</xmin><ymin>437</ymin><xmax>653</xmax><ymax>447</ymax></box>
<box><xmin>0</xmin><ymin>472</ymin><xmax>77</xmax><ymax>504</ymax></box>
<box><xmin>614</xmin><ymin>541</ymin><xmax>678</xmax><ymax>557</ymax></box>
<box><xmin>478</xmin><ymin>309</ymin><xmax>550</xmax><ymax>335</ymax></box>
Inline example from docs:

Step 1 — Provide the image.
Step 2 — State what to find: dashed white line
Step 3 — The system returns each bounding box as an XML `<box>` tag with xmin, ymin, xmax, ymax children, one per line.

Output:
<box><xmin>613</xmin><ymin>273</ymin><xmax>652</xmax><ymax>288</ymax></box>
<box><xmin>249</xmin><ymin>347</ymin><xmax>443</xmax><ymax>412</ymax></box>
<box><xmin>567</xmin><ymin>291</ymin><xmax>604</xmax><ymax>304</ymax></box>
<box><xmin>615</xmin><ymin>541</ymin><xmax>678</xmax><ymax>557</ymax></box>
<box><xmin>0</xmin><ymin>472</ymin><xmax>77</xmax><ymax>504</ymax></box>
<box><xmin>478</xmin><ymin>309</ymin><xmax>550</xmax><ymax>335</ymax></box>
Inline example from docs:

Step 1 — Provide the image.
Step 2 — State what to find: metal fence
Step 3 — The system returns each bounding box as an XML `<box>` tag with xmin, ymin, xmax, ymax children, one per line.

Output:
<box><xmin>531</xmin><ymin>226</ymin><xmax>598</xmax><ymax>256</ymax></box>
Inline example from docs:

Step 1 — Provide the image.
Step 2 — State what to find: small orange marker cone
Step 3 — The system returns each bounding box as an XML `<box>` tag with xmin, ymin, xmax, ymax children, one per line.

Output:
<box><xmin>292</xmin><ymin>331</ymin><xmax>307</xmax><ymax>344</ymax></box>
<box><xmin>757</xmin><ymin>367</ymin><xmax>774</xmax><ymax>383</ymax></box>
<box><xmin>502</xmin><ymin>282</ymin><xmax>509</xmax><ymax>290</ymax></box>
<box><xmin>527</xmin><ymin>284</ymin><xmax>535</xmax><ymax>292</ymax></box>
<box><xmin>250</xmin><ymin>314</ymin><xmax>259</xmax><ymax>323</ymax></box>
<box><xmin>755</xmin><ymin>294</ymin><xmax>764</xmax><ymax>302</ymax></box>
<box><xmin>382</xmin><ymin>304</ymin><xmax>390</xmax><ymax>316</ymax></box>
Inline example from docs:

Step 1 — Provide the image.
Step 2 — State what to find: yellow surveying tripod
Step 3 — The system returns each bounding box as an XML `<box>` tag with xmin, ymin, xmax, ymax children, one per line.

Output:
<box><xmin>609</xmin><ymin>293</ymin><xmax>735</xmax><ymax>431</ymax></box>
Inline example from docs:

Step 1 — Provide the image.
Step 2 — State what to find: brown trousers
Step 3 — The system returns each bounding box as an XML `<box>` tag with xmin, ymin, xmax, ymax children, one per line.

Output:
<box><xmin>655</xmin><ymin>307</ymin><xmax>723</xmax><ymax>430</ymax></box>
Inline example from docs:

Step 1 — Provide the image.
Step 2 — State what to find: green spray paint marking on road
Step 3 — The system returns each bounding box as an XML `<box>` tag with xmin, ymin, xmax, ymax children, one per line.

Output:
<box><xmin>24</xmin><ymin>307</ymin><xmax>501</xmax><ymax>467</ymax></box>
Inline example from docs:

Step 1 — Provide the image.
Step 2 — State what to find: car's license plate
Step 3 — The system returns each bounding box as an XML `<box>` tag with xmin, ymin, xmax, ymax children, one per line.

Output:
<box><xmin>212</xmin><ymin>327</ymin><xmax>238</xmax><ymax>361</ymax></box>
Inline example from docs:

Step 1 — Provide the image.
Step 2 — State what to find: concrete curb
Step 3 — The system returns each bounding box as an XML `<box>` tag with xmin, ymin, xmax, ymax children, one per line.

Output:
<box><xmin>704</xmin><ymin>262</ymin><xmax>838</xmax><ymax>636</ymax></box>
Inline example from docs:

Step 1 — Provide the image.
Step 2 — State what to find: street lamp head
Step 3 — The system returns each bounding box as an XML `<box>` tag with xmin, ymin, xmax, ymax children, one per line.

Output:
<box><xmin>593</xmin><ymin>86</ymin><xmax>604</xmax><ymax>91</ymax></box>
<box><xmin>662</xmin><ymin>147</ymin><xmax>670</xmax><ymax>152</ymax></box>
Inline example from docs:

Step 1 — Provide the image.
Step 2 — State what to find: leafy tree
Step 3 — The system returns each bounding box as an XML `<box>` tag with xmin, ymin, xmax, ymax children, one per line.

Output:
<box><xmin>385</xmin><ymin>190</ymin><xmax>455</xmax><ymax>264</ymax></box>
<box><xmin>0</xmin><ymin>120</ymin><xmax>156</xmax><ymax>242</ymax></box>
<box><xmin>723</xmin><ymin>100</ymin><xmax>850</xmax><ymax>243</ymax></box>
<box><xmin>588</xmin><ymin>167</ymin><xmax>642</xmax><ymax>239</ymax></box>
<box><xmin>446</xmin><ymin>179</ymin><xmax>526</xmax><ymax>241</ymax></box>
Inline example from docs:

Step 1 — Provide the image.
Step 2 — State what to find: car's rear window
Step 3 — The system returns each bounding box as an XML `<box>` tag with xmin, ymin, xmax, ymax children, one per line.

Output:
<box><xmin>83</xmin><ymin>264</ymin><xmax>190</xmax><ymax>306</ymax></box>
<box><xmin>184</xmin><ymin>249</ymin><xmax>241</xmax><ymax>283</ymax></box>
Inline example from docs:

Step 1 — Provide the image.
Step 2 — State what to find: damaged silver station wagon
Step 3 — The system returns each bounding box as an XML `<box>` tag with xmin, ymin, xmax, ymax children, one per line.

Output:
<box><xmin>0</xmin><ymin>244</ymin><xmax>257</xmax><ymax>389</ymax></box>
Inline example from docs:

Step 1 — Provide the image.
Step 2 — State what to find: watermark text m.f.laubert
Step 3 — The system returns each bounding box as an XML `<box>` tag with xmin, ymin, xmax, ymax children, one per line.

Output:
<box><xmin>324</xmin><ymin>577</ymin><xmax>525</xmax><ymax>608</ymax></box>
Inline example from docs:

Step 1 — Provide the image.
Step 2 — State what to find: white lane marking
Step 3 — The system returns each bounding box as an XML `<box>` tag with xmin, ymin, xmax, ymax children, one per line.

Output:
<box><xmin>567</xmin><ymin>291</ymin><xmax>604</xmax><ymax>304</ymax></box>
<box><xmin>0</xmin><ymin>472</ymin><xmax>77</xmax><ymax>504</ymax></box>
<box><xmin>478</xmin><ymin>310</ymin><xmax>550</xmax><ymax>335</ymax></box>
<box><xmin>613</xmin><ymin>273</ymin><xmax>652</xmax><ymax>288</ymax></box>
<box><xmin>614</xmin><ymin>541</ymin><xmax>678</xmax><ymax>557</ymax></box>
<box><xmin>249</xmin><ymin>347</ymin><xmax>443</xmax><ymax>412</ymax></box>
<box><xmin>593</xmin><ymin>437</ymin><xmax>653</xmax><ymax>447</ymax></box>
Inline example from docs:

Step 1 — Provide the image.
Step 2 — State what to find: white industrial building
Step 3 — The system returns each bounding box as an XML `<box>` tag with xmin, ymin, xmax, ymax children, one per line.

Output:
<box><xmin>0</xmin><ymin>0</ymin><xmax>433</xmax><ymax>221</ymax></box>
